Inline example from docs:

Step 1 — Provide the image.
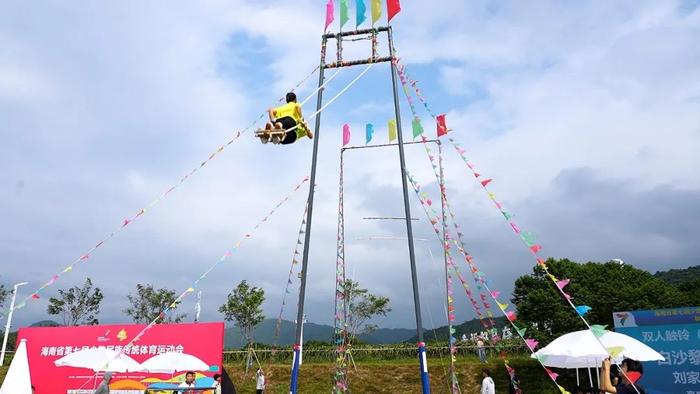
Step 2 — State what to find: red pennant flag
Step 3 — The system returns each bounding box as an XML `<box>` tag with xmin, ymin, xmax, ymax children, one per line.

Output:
<box><xmin>31</xmin><ymin>294</ymin><xmax>40</xmax><ymax>299</ymax></box>
<box><xmin>436</xmin><ymin>114</ymin><xmax>449</xmax><ymax>137</ymax></box>
<box><xmin>481</xmin><ymin>178</ymin><xmax>493</xmax><ymax>187</ymax></box>
<box><xmin>387</xmin><ymin>0</ymin><xmax>401</xmax><ymax>22</ymax></box>
<box><xmin>530</xmin><ymin>244</ymin><xmax>542</xmax><ymax>253</ymax></box>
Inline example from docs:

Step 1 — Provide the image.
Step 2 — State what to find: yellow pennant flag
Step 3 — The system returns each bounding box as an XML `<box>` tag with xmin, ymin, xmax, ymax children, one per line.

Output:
<box><xmin>498</xmin><ymin>302</ymin><xmax>508</xmax><ymax>310</ymax></box>
<box><xmin>371</xmin><ymin>0</ymin><xmax>381</xmax><ymax>24</ymax></box>
<box><xmin>388</xmin><ymin>119</ymin><xmax>397</xmax><ymax>141</ymax></box>
<box><xmin>557</xmin><ymin>384</ymin><xmax>571</xmax><ymax>394</ymax></box>
<box><xmin>607</xmin><ymin>346</ymin><xmax>625</xmax><ymax>358</ymax></box>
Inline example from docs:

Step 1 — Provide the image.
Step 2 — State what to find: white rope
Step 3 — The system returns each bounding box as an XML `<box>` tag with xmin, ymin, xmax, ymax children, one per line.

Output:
<box><xmin>299</xmin><ymin>68</ymin><xmax>342</xmax><ymax>106</ymax></box>
<box><xmin>283</xmin><ymin>63</ymin><xmax>375</xmax><ymax>135</ymax></box>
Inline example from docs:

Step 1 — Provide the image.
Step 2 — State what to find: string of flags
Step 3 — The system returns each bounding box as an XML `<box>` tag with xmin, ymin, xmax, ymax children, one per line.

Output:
<box><xmin>271</xmin><ymin>202</ymin><xmax>310</xmax><ymax>354</ymax></box>
<box><xmin>406</xmin><ymin>170</ymin><xmax>565</xmax><ymax>393</ymax></box>
<box><xmin>0</xmin><ymin>67</ymin><xmax>321</xmax><ymax>322</ymax></box>
<box><xmin>326</xmin><ymin>0</ymin><xmax>401</xmax><ymax>32</ymax></box>
<box><xmin>396</xmin><ymin>56</ymin><xmax>626</xmax><ymax>394</ymax></box>
<box><xmin>406</xmin><ymin>166</ymin><xmax>521</xmax><ymax>389</ymax></box>
<box><xmin>333</xmin><ymin>153</ymin><xmax>349</xmax><ymax>393</ymax></box>
<box><xmin>398</xmin><ymin>65</ymin><xmax>498</xmax><ymax>332</ymax></box>
<box><xmin>87</xmin><ymin>176</ymin><xmax>309</xmax><ymax>379</ymax></box>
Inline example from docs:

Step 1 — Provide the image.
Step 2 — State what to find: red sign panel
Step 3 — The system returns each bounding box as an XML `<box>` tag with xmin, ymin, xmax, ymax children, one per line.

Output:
<box><xmin>17</xmin><ymin>322</ymin><xmax>224</xmax><ymax>393</ymax></box>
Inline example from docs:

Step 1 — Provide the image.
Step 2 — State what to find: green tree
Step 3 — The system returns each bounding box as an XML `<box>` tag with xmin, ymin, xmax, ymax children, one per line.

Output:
<box><xmin>0</xmin><ymin>281</ymin><xmax>8</xmax><ymax>310</ymax></box>
<box><xmin>219</xmin><ymin>280</ymin><xmax>265</xmax><ymax>345</ymax></box>
<box><xmin>677</xmin><ymin>278</ymin><xmax>700</xmax><ymax>306</ymax></box>
<box><xmin>124</xmin><ymin>284</ymin><xmax>186</xmax><ymax>324</ymax></box>
<box><xmin>47</xmin><ymin>278</ymin><xmax>103</xmax><ymax>326</ymax></box>
<box><xmin>341</xmin><ymin>279</ymin><xmax>392</xmax><ymax>341</ymax></box>
<box><xmin>512</xmin><ymin>258</ymin><xmax>688</xmax><ymax>344</ymax></box>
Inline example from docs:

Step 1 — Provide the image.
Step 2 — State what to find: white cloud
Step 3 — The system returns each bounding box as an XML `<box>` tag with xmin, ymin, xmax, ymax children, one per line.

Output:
<box><xmin>1</xmin><ymin>0</ymin><xmax>698</xmax><ymax>332</ymax></box>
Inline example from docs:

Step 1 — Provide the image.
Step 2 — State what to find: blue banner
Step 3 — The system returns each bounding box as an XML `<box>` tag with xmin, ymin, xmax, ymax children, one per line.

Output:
<box><xmin>614</xmin><ymin>307</ymin><xmax>700</xmax><ymax>394</ymax></box>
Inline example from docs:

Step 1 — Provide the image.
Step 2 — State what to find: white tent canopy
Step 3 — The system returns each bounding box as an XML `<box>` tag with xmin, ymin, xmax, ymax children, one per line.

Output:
<box><xmin>55</xmin><ymin>347</ymin><xmax>141</xmax><ymax>372</ymax></box>
<box><xmin>0</xmin><ymin>339</ymin><xmax>32</xmax><ymax>394</ymax></box>
<box><xmin>532</xmin><ymin>328</ymin><xmax>665</xmax><ymax>368</ymax></box>
<box><xmin>139</xmin><ymin>352</ymin><xmax>209</xmax><ymax>374</ymax></box>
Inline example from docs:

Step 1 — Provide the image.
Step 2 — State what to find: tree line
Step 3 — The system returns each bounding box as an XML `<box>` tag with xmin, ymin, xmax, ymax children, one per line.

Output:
<box><xmin>0</xmin><ymin>277</ymin><xmax>390</xmax><ymax>349</ymax></box>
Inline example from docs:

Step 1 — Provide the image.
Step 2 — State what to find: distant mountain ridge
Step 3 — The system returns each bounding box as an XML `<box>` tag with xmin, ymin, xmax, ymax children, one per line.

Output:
<box><xmin>224</xmin><ymin>318</ymin><xmax>507</xmax><ymax>349</ymax></box>
<box><xmin>224</xmin><ymin>319</ymin><xmax>415</xmax><ymax>349</ymax></box>
<box><xmin>654</xmin><ymin>265</ymin><xmax>700</xmax><ymax>285</ymax></box>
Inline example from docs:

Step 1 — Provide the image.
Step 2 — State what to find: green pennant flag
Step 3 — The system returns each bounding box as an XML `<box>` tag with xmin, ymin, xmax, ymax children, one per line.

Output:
<box><xmin>412</xmin><ymin>118</ymin><xmax>424</xmax><ymax>139</ymax></box>
<box><xmin>515</xmin><ymin>326</ymin><xmax>527</xmax><ymax>337</ymax></box>
<box><xmin>590</xmin><ymin>324</ymin><xmax>607</xmax><ymax>338</ymax></box>
<box><xmin>536</xmin><ymin>354</ymin><xmax>549</xmax><ymax>363</ymax></box>
<box><xmin>340</xmin><ymin>0</ymin><xmax>350</xmax><ymax>28</ymax></box>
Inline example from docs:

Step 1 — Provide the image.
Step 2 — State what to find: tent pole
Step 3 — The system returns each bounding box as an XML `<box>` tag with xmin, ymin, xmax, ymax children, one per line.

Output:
<box><xmin>576</xmin><ymin>368</ymin><xmax>579</xmax><ymax>386</ymax></box>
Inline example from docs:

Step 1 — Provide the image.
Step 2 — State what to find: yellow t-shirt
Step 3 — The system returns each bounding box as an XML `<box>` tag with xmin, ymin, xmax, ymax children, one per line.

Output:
<box><xmin>273</xmin><ymin>102</ymin><xmax>302</xmax><ymax>122</ymax></box>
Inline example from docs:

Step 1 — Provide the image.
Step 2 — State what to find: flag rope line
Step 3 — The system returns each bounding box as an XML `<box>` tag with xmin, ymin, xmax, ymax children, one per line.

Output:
<box><xmin>397</xmin><ymin>54</ymin><xmax>640</xmax><ymax>394</ymax></box>
<box><xmin>394</xmin><ymin>56</ymin><xmax>511</xmax><ymax>390</ymax></box>
<box><xmin>406</xmin><ymin>169</ymin><xmax>563</xmax><ymax>393</ymax></box>
<box><xmin>271</xmin><ymin>201</ymin><xmax>310</xmax><ymax>356</ymax></box>
<box><xmin>75</xmin><ymin>175</ymin><xmax>309</xmax><ymax>390</ymax></box>
<box><xmin>0</xmin><ymin>66</ymin><xmax>342</xmax><ymax>322</ymax></box>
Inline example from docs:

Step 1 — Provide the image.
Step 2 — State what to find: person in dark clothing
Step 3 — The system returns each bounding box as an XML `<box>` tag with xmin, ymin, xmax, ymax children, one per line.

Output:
<box><xmin>600</xmin><ymin>358</ymin><xmax>646</xmax><ymax>394</ymax></box>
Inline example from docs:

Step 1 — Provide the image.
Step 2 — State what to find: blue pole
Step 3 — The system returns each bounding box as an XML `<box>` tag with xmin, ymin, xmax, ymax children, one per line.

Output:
<box><xmin>417</xmin><ymin>342</ymin><xmax>430</xmax><ymax>394</ymax></box>
<box><xmin>290</xmin><ymin>345</ymin><xmax>301</xmax><ymax>394</ymax></box>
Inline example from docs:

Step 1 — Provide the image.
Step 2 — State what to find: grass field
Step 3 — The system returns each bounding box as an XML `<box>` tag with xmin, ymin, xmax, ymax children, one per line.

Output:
<box><xmin>1</xmin><ymin>355</ymin><xmax>571</xmax><ymax>393</ymax></box>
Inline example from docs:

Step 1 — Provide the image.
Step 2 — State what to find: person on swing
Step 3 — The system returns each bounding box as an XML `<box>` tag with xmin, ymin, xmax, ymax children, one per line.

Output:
<box><xmin>264</xmin><ymin>92</ymin><xmax>313</xmax><ymax>144</ymax></box>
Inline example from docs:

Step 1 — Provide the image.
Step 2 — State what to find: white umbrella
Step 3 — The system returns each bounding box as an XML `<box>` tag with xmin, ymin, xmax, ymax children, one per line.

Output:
<box><xmin>139</xmin><ymin>352</ymin><xmax>209</xmax><ymax>373</ymax></box>
<box><xmin>55</xmin><ymin>347</ymin><xmax>141</xmax><ymax>372</ymax></box>
<box><xmin>0</xmin><ymin>339</ymin><xmax>32</xmax><ymax>394</ymax></box>
<box><xmin>532</xmin><ymin>328</ymin><xmax>665</xmax><ymax>368</ymax></box>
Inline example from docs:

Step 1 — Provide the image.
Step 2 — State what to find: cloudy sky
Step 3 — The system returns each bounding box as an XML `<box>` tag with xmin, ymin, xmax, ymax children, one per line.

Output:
<box><xmin>1</xmin><ymin>1</ymin><xmax>699</xmax><ymax>334</ymax></box>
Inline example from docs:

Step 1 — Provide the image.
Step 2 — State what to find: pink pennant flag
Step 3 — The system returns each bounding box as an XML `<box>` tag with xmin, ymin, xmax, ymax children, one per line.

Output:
<box><xmin>80</xmin><ymin>254</ymin><xmax>90</xmax><ymax>261</ymax></box>
<box><xmin>481</xmin><ymin>178</ymin><xmax>493</xmax><ymax>187</ymax></box>
<box><xmin>490</xmin><ymin>290</ymin><xmax>501</xmax><ymax>299</ymax></box>
<box><xmin>530</xmin><ymin>244</ymin><xmax>543</xmax><ymax>253</ymax></box>
<box><xmin>324</xmin><ymin>0</ymin><xmax>334</xmax><ymax>31</ymax></box>
<box><xmin>510</xmin><ymin>222</ymin><xmax>521</xmax><ymax>234</ymax></box>
<box><xmin>31</xmin><ymin>294</ymin><xmax>40</xmax><ymax>300</ymax></box>
<box><xmin>526</xmin><ymin>338</ymin><xmax>539</xmax><ymax>351</ymax></box>
<box><xmin>342</xmin><ymin>123</ymin><xmax>351</xmax><ymax>146</ymax></box>
<box><xmin>556</xmin><ymin>279</ymin><xmax>570</xmax><ymax>290</ymax></box>
<box><xmin>122</xmin><ymin>219</ymin><xmax>131</xmax><ymax>227</ymax></box>
<box><xmin>546</xmin><ymin>369</ymin><xmax>558</xmax><ymax>381</ymax></box>
<box><xmin>506</xmin><ymin>311</ymin><xmax>517</xmax><ymax>321</ymax></box>
<box><xmin>47</xmin><ymin>275</ymin><xmax>59</xmax><ymax>286</ymax></box>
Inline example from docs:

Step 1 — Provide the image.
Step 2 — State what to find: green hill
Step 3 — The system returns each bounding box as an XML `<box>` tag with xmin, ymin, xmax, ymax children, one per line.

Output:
<box><xmin>654</xmin><ymin>265</ymin><xmax>700</xmax><ymax>285</ymax></box>
<box><xmin>408</xmin><ymin>316</ymin><xmax>509</xmax><ymax>343</ymax></box>
<box><xmin>224</xmin><ymin>319</ymin><xmax>415</xmax><ymax>349</ymax></box>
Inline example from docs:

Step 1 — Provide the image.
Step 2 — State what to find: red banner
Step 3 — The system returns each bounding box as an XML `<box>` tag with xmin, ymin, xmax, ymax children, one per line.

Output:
<box><xmin>17</xmin><ymin>322</ymin><xmax>224</xmax><ymax>393</ymax></box>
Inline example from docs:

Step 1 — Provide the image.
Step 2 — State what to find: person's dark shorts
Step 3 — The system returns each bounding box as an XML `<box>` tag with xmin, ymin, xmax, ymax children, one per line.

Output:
<box><xmin>275</xmin><ymin>116</ymin><xmax>298</xmax><ymax>145</ymax></box>
<box><xmin>275</xmin><ymin>116</ymin><xmax>297</xmax><ymax>130</ymax></box>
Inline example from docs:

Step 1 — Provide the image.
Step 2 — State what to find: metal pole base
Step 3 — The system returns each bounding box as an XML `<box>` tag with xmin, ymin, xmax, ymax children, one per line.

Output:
<box><xmin>289</xmin><ymin>344</ymin><xmax>301</xmax><ymax>394</ymax></box>
<box><xmin>417</xmin><ymin>342</ymin><xmax>431</xmax><ymax>393</ymax></box>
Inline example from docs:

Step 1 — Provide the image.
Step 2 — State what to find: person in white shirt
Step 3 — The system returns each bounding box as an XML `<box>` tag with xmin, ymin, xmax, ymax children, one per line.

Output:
<box><xmin>480</xmin><ymin>368</ymin><xmax>495</xmax><ymax>394</ymax></box>
<box><xmin>178</xmin><ymin>371</ymin><xmax>196</xmax><ymax>393</ymax></box>
<box><xmin>212</xmin><ymin>373</ymin><xmax>222</xmax><ymax>394</ymax></box>
<box><xmin>255</xmin><ymin>368</ymin><xmax>265</xmax><ymax>394</ymax></box>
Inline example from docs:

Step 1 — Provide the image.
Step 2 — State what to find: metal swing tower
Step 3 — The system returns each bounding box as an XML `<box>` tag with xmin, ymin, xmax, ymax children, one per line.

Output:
<box><xmin>290</xmin><ymin>26</ymin><xmax>431</xmax><ymax>394</ymax></box>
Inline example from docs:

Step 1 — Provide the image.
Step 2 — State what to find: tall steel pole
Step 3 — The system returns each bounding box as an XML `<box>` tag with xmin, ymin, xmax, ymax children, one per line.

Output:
<box><xmin>289</xmin><ymin>37</ymin><xmax>327</xmax><ymax>394</ymax></box>
<box><xmin>1</xmin><ymin>282</ymin><xmax>28</xmax><ymax>366</ymax></box>
<box><xmin>387</xmin><ymin>26</ymin><xmax>431</xmax><ymax>393</ymax></box>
